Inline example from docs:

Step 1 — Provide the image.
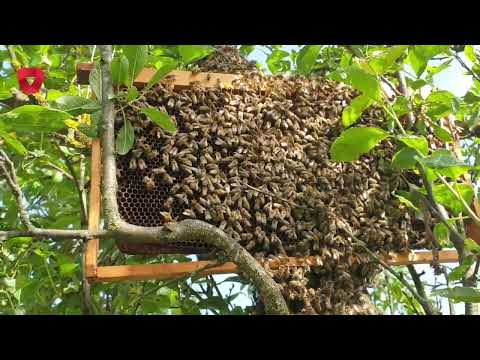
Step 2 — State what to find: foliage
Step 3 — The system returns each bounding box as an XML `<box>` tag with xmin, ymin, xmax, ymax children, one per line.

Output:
<box><xmin>1</xmin><ymin>44</ymin><xmax>480</xmax><ymax>315</ymax></box>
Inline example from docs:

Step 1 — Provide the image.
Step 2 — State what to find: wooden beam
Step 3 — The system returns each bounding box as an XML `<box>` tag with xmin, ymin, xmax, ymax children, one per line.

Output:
<box><xmin>84</xmin><ymin>138</ymin><xmax>101</xmax><ymax>280</ymax></box>
<box><xmin>76</xmin><ymin>62</ymin><xmax>241</xmax><ymax>89</ymax></box>
<box><xmin>92</xmin><ymin>250</ymin><xmax>460</xmax><ymax>283</ymax></box>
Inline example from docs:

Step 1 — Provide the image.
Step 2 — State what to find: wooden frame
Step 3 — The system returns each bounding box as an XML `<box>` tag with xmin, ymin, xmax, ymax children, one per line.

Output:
<box><xmin>78</xmin><ymin>63</ymin><xmax>460</xmax><ymax>284</ymax></box>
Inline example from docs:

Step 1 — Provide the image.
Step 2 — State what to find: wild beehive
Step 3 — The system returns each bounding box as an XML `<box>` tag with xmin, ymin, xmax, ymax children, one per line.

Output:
<box><xmin>113</xmin><ymin>46</ymin><xmax>432</xmax><ymax>314</ymax></box>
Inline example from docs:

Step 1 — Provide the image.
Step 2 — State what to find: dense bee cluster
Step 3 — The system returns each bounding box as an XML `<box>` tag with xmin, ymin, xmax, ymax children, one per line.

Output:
<box><xmin>114</xmin><ymin>46</ymin><xmax>430</xmax><ymax>314</ymax></box>
<box><xmin>194</xmin><ymin>45</ymin><xmax>259</xmax><ymax>74</ymax></box>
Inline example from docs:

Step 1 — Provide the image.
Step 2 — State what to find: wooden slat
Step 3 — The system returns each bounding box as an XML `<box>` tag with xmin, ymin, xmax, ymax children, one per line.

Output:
<box><xmin>85</xmin><ymin>138</ymin><xmax>101</xmax><ymax>280</ymax></box>
<box><xmin>76</xmin><ymin>62</ymin><xmax>241</xmax><ymax>89</ymax></box>
<box><xmin>93</xmin><ymin>250</ymin><xmax>460</xmax><ymax>283</ymax></box>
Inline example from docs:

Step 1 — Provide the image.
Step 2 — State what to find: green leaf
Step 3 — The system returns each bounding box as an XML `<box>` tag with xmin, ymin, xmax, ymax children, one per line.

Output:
<box><xmin>464</xmin><ymin>45</ymin><xmax>478</xmax><ymax>63</ymax></box>
<box><xmin>432</xmin><ymin>124</ymin><xmax>453</xmax><ymax>142</ymax></box>
<box><xmin>46</xmin><ymin>89</ymin><xmax>66</xmax><ymax>102</ymax></box>
<box><xmin>449</xmin><ymin>255</ymin><xmax>475</xmax><ymax>282</ymax></box>
<box><xmin>330</xmin><ymin>127</ymin><xmax>390</xmax><ymax>162</ymax></box>
<box><xmin>433</xmin><ymin>223</ymin><xmax>451</xmax><ymax>247</ymax></box>
<box><xmin>111</xmin><ymin>55</ymin><xmax>129</xmax><ymax>86</ymax></box>
<box><xmin>197</xmin><ymin>296</ymin><xmax>229</xmax><ymax>313</ymax></box>
<box><xmin>368</xmin><ymin>45</ymin><xmax>408</xmax><ymax>75</ymax></box>
<box><xmin>1</xmin><ymin>277</ymin><xmax>16</xmax><ymax>291</ymax></box>
<box><xmin>122</xmin><ymin>45</ymin><xmax>148</xmax><ymax>85</ymax></box>
<box><xmin>431</xmin><ymin>183</ymin><xmax>474</xmax><ymax>215</ymax></box>
<box><xmin>426</xmin><ymin>90</ymin><xmax>456</xmax><ymax>119</ymax></box>
<box><xmin>0</xmin><ymin>130</ymin><xmax>27</xmax><ymax>155</ymax></box>
<box><xmin>89</xmin><ymin>68</ymin><xmax>102</xmax><ymax>101</ymax></box>
<box><xmin>332</xmin><ymin>66</ymin><xmax>382</xmax><ymax>101</ymax></box>
<box><xmin>342</xmin><ymin>94</ymin><xmax>373</xmax><ymax>127</ymax></box>
<box><xmin>267</xmin><ymin>49</ymin><xmax>291</xmax><ymax>74</ymax></box>
<box><xmin>79</xmin><ymin>110</ymin><xmax>101</xmax><ymax>138</ymax></box>
<box><xmin>146</xmin><ymin>58</ymin><xmax>178</xmax><ymax>90</ymax></box>
<box><xmin>465</xmin><ymin>238</ymin><xmax>480</xmax><ymax>254</ymax></box>
<box><xmin>296</xmin><ymin>45</ymin><xmax>322</xmax><ymax>75</ymax></box>
<box><xmin>407</xmin><ymin>45</ymin><xmax>450</xmax><ymax>77</ymax></box>
<box><xmin>140</xmin><ymin>108</ymin><xmax>176</xmax><ymax>134</ymax></box>
<box><xmin>408</xmin><ymin>79</ymin><xmax>428</xmax><ymax>90</ymax></box>
<box><xmin>55</xmin><ymin>96</ymin><xmax>99</xmax><ymax>116</ymax></box>
<box><xmin>0</xmin><ymin>105</ymin><xmax>70</xmax><ymax>133</ymax></box>
<box><xmin>178</xmin><ymin>45</ymin><xmax>213</xmax><ymax>65</ymax></box>
<box><xmin>115</xmin><ymin>119</ymin><xmax>135</xmax><ymax>155</ymax></box>
<box><xmin>393</xmin><ymin>96</ymin><xmax>410</xmax><ymax>117</ymax></box>
<box><xmin>59</xmin><ymin>263</ymin><xmax>79</xmax><ymax>278</ymax></box>
<box><xmin>5</xmin><ymin>237</ymin><xmax>32</xmax><ymax>247</ymax></box>
<box><xmin>397</xmin><ymin>135</ymin><xmax>428</xmax><ymax>156</ymax></box>
<box><xmin>239</xmin><ymin>45</ymin><xmax>255</xmax><ymax>57</ymax></box>
<box><xmin>393</xmin><ymin>193</ymin><xmax>419</xmax><ymax>211</ymax></box>
<box><xmin>427</xmin><ymin>59</ymin><xmax>452</xmax><ymax>75</ymax></box>
<box><xmin>419</xmin><ymin>149</ymin><xmax>471</xmax><ymax>180</ymax></box>
<box><xmin>433</xmin><ymin>286</ymin><xmax>480</xmax><ymax>303</ymax></box>
<box><xmin>125</xmin><ymin>86</ymin><xmax>138</xmax><ymax>102</ymax></box>
<box><xmin>392</xmin><ymin>147</ymin><xmax>418</xmax><ymax>169</ymax></box>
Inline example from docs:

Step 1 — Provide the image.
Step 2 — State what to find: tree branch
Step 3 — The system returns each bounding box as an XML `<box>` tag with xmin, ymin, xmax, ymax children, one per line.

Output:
<box><xmin>6</xmin><ymin>45</ymin><xmax>20</xmax><ymax>71</ymax></box>
<box><xmin>0</xmin><ymin>149</ymin><xmax>34</xmax><ymax>231</ymax></box>
<box><xmin>396</xmin><ymin>71</ymin><xmax>415</xmax><ymax>128</ymax></box>
<box><xmin>0</xmin><ymin>228</ymin><xmax>109</xmax><ymax>242</ymax></box>
<box><xmin>407</xmin><ymin>264</ymin><xmax>439</xmax><ymax>315</ymax></box>
<box><xmin>98</xmin><ymin>45</ymin><xmax>289</xmax><ymax>315</ymax></box>
<box><xmin>453</xmin><ymin>52</ymin><xmax>480</xmax><ymax>83</ymax></box>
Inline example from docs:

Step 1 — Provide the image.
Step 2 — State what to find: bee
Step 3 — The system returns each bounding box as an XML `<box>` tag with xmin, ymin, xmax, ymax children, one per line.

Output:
<box><xmin>182</xmin><ymin>209</ymin><xmax>196</xmax><ymax>218</ymax></box>
<box><xmin>143</xmin><ymin>176</ymin><xmax>155</xmax><ymax>191</ymax></box>
<box><xmin>152</xmin><ymin>167</ymin><xmax>167</xmax><ymax>177</ymax></box>
<box><xmin>128</xmin><ymin>158</ymin><xmax>137</xmax><ymax>171</ymax></box>
<box><xmin>164</xmin><ymin>197</ymin><xmax>174</xmax><ymax>210</ymax></box>
<box><xmin>146</xmin><ymin>149</ymin><xmax>159</xmax><ymax>160</ymax></box>
<box><xmin>162</xmin><ymin>173</ymin><xmax>175</xmax><ymax>185</ymax></box>
<box><xmin>137</xmin><ymin>159</ymin><xmax>147</xmax><ymax>171</ymax></box>
<box><xmin>132</xmin><ymin>148</ymin><xmax>143</xmax><ymax>158</ymax></box>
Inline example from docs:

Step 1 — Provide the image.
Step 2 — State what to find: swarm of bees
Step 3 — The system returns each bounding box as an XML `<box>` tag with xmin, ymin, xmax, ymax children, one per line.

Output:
<box><xmin>114</xmin><ymin>46</ymin><xmax>432</xmax><ymax>314</ymax></box>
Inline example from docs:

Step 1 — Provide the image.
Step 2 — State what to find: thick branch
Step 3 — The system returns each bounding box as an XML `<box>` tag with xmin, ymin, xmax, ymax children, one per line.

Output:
<box><xmin>98</xmin><ymin>45</ymin><xmax>289</xmax><ymax>315</ymax></box>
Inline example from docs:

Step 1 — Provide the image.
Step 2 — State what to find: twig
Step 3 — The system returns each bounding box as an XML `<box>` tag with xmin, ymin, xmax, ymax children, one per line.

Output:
<box><xmin>208</xmin><ymin>275</ymin><xmax>231</xmax><ymax>312</ymax></box>
<box><xmin>0</xmin><ymin>149</ymin><xmax>34</xmax><ymax>231</ymax></box>
<box><xmin>43</xmin><ymin>162</ymin><xmax>75</xmax><ymax>181</ymax></box>
<box><xmin>441</xmin><ymin>266</ymin><xmax>455</xmax><ymax>315</ymax></box>
<box><xmin>63</xmin><ymin>153</ymin><xmax>88</xmax><ymax>226</ymax></box>
<box><xmin>6</xmin><ymin>45</ymin><xmax>20</xmax><ymax>71</ymax></box>
<box><xmin>453</xmin><ymin>52</ymin><xmax>480</xmax><ymax>83</ymax></box>
<box><xmin>396</xmin><ymin>71</ymin><xmax>415</xmax><ymax>128</ymax></box>
<box><xmin>407</xmin><ymin>264</ymin><xmax>439</xmax><ymax>315</ymax></box>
